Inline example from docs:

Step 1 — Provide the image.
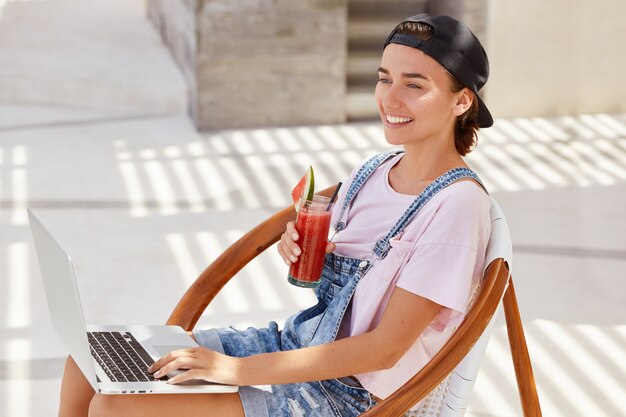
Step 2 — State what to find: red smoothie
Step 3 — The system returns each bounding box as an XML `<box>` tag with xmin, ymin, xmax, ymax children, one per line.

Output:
<box><xmin>288</xmin><ymin>197</ymin><xmax>333</xmax><ymax>287</ymax></box>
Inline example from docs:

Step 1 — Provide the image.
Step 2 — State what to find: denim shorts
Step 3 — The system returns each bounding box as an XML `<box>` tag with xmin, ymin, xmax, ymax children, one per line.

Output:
<box><xmin>194</xmin><ymin>324</ymin><xmax>377</xmax><ymax>417</ymax></box>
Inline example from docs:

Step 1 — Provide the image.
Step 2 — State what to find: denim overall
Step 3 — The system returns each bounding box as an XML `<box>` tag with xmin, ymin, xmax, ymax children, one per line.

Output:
<box><xmin>195</xmin><ymin>151</ymin><xmax>486</xmax><ymax>417</ymax></box>
<box><xmin>282</xmin><ymin>150</ymin><xmax>486</xmax><ymax>352</ymax></box>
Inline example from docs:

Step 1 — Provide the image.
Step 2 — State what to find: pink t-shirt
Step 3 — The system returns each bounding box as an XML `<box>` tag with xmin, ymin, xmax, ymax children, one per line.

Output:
<box><xmin>330</xmin><ymin>153</ymin><xmax>491</xmax><ymax>399</ymax></box>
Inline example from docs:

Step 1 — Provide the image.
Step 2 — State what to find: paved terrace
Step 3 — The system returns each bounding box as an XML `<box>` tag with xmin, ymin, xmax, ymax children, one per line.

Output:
<box><xmin>0</xmin><ymin>1</ymin><xmax>625</xmax><ymax>417</ymax></box>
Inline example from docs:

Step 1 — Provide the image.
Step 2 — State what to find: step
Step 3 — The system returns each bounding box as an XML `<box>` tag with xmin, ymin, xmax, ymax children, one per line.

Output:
<box><xmin>348</xmin><ymin>17</ymin><xmax>399</xmax><ymax>52</ymax></box>
<box><xmin>347</xmin><ymin>52</ymin><xmax>381</xmax><ymax>83</ymax></box>
<box><xmin>348</xmin><ymin>0</ymin><xmax>428</xmax><ymax>19</ymax></box>
<box><xmin>346</xmin><ymin>86</ymin><xmax>379</xmax><ymax>121</ymax></box>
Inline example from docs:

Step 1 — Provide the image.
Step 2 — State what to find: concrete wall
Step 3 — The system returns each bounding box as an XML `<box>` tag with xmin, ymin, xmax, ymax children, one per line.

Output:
<box><xmin>148</xmin><ymin>0</ymin><xmax>347</xmax><ymax>130</ymax></box>
<box><xmin>146</xmin><ymin>0</ymin><xmax>197</xmax><ymax>114</ymax></box>
<box><xmin>485</xmin><ymin>0</ymin><xmax>626</xmax><ymax>118</ymax></box>
<box><xmin>147</xmin><ymin>0</ymin><xmax>625</xmax><ymax>127</ymax></box>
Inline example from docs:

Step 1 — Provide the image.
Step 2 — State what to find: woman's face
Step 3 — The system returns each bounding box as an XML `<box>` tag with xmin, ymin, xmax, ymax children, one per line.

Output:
<box><xmin>375</xmin><ymin>43</ymin><xmax>461</xmax><ymax>148</ymax></box>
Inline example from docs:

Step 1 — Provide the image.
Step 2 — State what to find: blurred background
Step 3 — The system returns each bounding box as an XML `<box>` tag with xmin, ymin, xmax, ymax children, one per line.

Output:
<box><xmin>0</xmin><ymin>0</ymin><xmax>624</xmax><ymax>416</ymax></box>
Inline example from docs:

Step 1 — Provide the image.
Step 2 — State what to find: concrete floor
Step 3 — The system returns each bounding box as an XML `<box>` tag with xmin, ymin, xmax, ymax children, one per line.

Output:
<box><xmin>0</xmin><ymin>1</ymin><xmax>625</xmax><ymax>417</ymax></box>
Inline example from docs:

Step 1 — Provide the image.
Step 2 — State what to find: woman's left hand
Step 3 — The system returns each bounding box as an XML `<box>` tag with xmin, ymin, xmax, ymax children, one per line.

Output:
<box><xmin>147</xmin><ymin>347</ymin><xmax>240</xmax><ymax>385</ymax></box>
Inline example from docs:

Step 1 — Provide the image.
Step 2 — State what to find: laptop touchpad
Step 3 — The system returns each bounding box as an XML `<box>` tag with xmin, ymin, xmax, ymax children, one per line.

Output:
<box><xmin>153</xmin><ymin>345</ymin><xmax>190</xmax><ymax>357</ymax></box>
<box><xmin>152</xmin><ymin>345</ymin><xmax>214</xmax><ymax>385</ymax></box>
<box><xmin>153</xmin><ymin>345</ymin><xmax>189</xmax><ymax>377</ymax></box>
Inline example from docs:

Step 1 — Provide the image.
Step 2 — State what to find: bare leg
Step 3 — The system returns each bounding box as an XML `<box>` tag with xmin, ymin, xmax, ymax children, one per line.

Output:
<box><xmin>88</xmin><ymin>391</ymin><xmax>245</xmax><ymax>417</ymax></box>
<box><xmin>58</xmin><ymin>331</ymin><xmax>197</xmax><ymax>414</ymax></box>
<box><xmin>58</xmin><ymin>356</ymin><xmax>96</xmax><ymax>417</ymax></box>
<box><xmin>60</xmin><ymin>353</ymin><xmax>245</xmax><ymax>417</ymax></box>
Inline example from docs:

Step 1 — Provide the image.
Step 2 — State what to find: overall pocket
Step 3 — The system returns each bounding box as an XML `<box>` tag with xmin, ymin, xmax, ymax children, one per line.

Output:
<box><xmin>320</xmin><ymin>378</ymin><xmax>373</xmax><ymax>415</ymax></box>
<box><xmin>283</xmin><ymin>301</ymin><xmax>329</xmax><ymax>348</ymax></box>
<box><xmin>348</xmin><ymin>237</ymin><xmax>415</xmax><ymax>337</ymax></box>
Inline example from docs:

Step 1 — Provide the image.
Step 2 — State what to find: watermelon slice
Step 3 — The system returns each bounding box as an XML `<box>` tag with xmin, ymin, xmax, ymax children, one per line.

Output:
<box><xmin>291</xmin><ymin>166</ymin><xmax>315</xmax><ymax>211</ymax></box>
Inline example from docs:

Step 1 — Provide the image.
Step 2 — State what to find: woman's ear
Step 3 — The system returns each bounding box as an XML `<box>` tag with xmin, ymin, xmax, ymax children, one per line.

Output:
<box><xmin>452</xmin><ymin>88</ymin><xmax>473</xmax><ymax>117</ymax></box>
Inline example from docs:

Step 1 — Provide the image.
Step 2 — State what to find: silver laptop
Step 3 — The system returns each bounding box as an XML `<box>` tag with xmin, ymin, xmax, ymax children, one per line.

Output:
<box><xmin>28</xmin><ymin>209</ymin><xmax>238</xmax><ymax>395</ymax></box>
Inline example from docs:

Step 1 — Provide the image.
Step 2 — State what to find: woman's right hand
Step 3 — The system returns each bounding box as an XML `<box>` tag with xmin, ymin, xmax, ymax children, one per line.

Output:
<box><xmin>278</xmin><ymin>221</ymin><xmax>302</xmax><ymax>266</ymax></box>
<box><xmin>278</xmin><ymin>221</ymin><xmax>335</xmax><ymax>266</ymax></box>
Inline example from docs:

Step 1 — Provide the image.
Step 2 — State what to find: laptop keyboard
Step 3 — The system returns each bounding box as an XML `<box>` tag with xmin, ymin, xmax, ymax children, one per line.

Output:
<box><xmin>87</xmin><ymin>331</ymin><xmax>168</xmax><ymax>382</ymax></box>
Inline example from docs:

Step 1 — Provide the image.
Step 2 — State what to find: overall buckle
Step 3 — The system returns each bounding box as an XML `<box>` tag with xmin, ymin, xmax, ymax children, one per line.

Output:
<box><xmin>373</xmin><ymin>239</ymin><xmax>391</xmax><ymax>259</ymax></box>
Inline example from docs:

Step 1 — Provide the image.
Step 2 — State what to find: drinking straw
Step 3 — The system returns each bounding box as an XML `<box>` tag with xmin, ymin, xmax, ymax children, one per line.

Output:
<box><xmin>326</xmin><ymin>182</ymin><xmax>342</xmax><ymax>211</ymax></box>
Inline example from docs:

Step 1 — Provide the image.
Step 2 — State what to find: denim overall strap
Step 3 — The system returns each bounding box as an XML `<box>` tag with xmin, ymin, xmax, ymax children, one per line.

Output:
<box><xmin>308</xmin><ymin>254</ymin><xmax>374</xmax><ymax>347</ymax></box>
<box><xmin>372</xmin><ymin>167</ymin><xmax>488</xmax><ymax>259</ymax></box>
<box><xmin>334</xmin><ymin>150</ymin><xmax>403</xmax><ymax>233</ymax></box>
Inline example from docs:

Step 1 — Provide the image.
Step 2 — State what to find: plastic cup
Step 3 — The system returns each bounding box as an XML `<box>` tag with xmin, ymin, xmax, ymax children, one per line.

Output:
<box><xmin>288</xmin><ymin>195</ymin><xmax>333</xmax><ymax>288</ymax></box>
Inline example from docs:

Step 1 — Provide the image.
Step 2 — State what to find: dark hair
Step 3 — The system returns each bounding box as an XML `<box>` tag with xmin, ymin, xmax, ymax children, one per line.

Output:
<box><xmin>394</xmin><ymin>22</ymin><xmax>480</xmax><ymax>156</ymax></box>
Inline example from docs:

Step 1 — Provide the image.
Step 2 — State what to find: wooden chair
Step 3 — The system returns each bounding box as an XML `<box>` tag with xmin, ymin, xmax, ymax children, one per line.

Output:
<box><xmin>166</xmin><ymin>187</ymin><xmax>542</xmax><ymax>417</ymax></box>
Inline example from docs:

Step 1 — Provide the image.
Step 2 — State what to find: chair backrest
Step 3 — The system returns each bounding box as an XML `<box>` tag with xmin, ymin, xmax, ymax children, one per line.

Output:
<box><xmin>360</xmin><ymin>198</ymin><xmax>513</xmax><ymax>417</ymax></box>
<box><xmin>167</xmin><ymin>191</ymin><xmax>541</xmax><ymax>417</ymax></box>
<box><xmin>431</xmin><ymin>198</ymin><xmax>513</xmax><ymax>417</ymax></box>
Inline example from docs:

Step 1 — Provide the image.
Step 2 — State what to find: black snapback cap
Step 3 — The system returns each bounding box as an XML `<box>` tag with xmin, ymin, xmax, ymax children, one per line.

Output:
<box><xmin>384</xmin><ymin>14</ymin><xmax>493</xmax><ymax>128</ymax></box>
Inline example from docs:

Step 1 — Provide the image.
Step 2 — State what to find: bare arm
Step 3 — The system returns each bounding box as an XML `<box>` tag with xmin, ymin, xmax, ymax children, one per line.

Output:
<box><xmin>237</xmin><ymin>287</ymin><xmax>440</xmax><ymax>385</ymax></box>
<box><xmin>150</xmin><ymin>287</ymin><xmax>441</xmax><ymax>386</ymax></box>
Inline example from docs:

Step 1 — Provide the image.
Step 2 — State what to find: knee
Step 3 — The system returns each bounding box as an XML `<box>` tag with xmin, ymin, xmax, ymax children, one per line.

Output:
<box><xmin>60</xmin><ymin>356</ymin><xmax>95</xmax><ymax>403</ymax></box>
<box><xmin>64</xmin><ymin>355</ymin><xmax>91</xmax><ymax>386</ymax></box>
<box><xmin>64</xmin><ymin>355</ymin><xmax>79</xmax><ymax>375</ymax></box>
<box><xmin>88</xmin><ymin>394</ymin><xmax>127</xmax><ymax>417</ymax></box>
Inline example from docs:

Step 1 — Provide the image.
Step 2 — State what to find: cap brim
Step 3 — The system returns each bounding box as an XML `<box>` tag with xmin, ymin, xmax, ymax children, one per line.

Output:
<box><xmin>475</xmin><ymin>93</ymin><xmax>493</xmax><ymax>128</ymax></box>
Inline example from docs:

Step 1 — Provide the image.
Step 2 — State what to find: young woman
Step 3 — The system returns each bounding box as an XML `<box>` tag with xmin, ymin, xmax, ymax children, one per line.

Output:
<box><xmin>59</xmin><ymin>13</ymin><xmax>493</xmax><ymax>417</ymax></box>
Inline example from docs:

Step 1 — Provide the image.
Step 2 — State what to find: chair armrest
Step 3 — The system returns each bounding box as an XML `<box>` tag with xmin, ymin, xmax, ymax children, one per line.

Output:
<box><xmin>360</xmin><ymin>258</ymin><xmax>510</xmax><ymax>417</ymax></box>
<box><xmin>166</xmin><ymin>186</ymin><xmax>335</xmax><ymax>331</ymax></box>
<box><xmin>166</xmin><ymin>205</ymin><xmax>295</xmax><ymax>330</ymax></box>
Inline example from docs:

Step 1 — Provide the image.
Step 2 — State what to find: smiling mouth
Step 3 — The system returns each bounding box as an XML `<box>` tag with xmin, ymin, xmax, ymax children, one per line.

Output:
<box><xmin>385</xmin><ymin>114</ymin><xmax>414</xmax><ymax>125</ymax></box>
